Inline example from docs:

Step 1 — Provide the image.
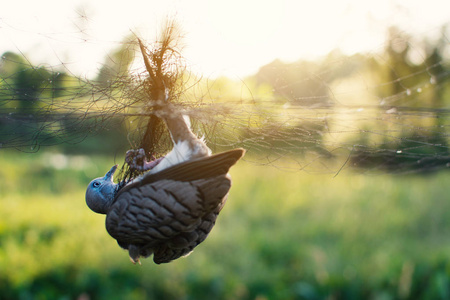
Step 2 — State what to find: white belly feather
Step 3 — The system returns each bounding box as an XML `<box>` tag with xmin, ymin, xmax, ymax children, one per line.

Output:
<box><xmin>148</xmin><ymin>138</ymin><xmax>211</xmax><ymax>174</ymax></box>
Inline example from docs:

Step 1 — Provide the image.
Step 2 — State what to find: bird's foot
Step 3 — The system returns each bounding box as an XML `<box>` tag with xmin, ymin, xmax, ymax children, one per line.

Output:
<box><xmin>129</xmin><ymin>256</ymin><xmax>141</xmax><ymax>265</ymax></box>
<box><xmin>125</xmin><ymin>149</ymin><xmax>164</xmax><ymax>172</ymax></box>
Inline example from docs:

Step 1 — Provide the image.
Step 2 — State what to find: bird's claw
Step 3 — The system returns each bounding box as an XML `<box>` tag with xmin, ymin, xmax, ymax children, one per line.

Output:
<box><xmin>128</xmin><ymin>244</ymin><xmax>143</xmax><ymax>265</ymax></box>
<box><xmin>129</xmin><ymin>256</ymin><xmax>141</xmax><ymax>265</ymax></box>
<box><xmin>125</xmin><ymin>148</ymin><xmax>164</xmax><ymax>172</ymax></box>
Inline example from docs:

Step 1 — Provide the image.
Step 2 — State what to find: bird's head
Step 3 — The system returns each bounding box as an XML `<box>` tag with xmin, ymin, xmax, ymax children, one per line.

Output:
<box><xmin>85</xmin><ymin>165</ymin><xmax>119</xmax><ymax>214</ymax></box>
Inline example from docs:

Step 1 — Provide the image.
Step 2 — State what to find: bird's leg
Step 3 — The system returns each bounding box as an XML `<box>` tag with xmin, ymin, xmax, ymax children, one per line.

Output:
<box><xmin>161</xmin><ymin>108</ymin><xmax>198</xmax><ymax>144</ymax></box>
<box><xmin>125</xmin><ymin>149</ymin><xmax>165</xmax><ymax>172</ymax></box>
<box><xmin>142</xmin><ymin>156</ymin><xmax>164</xmax><ymax>171</ymax></box>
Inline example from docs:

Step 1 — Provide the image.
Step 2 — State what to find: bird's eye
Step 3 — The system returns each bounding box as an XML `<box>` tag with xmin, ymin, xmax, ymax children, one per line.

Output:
<box><xmin>93</xmin><ymin>181</ymin><xmax>100</xmax><ymax>188</ymax></box>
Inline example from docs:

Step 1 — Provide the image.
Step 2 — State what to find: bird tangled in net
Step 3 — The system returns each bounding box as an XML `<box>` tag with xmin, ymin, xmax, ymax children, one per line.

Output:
<box><xmin>85</xmin><ymin>23</ymin><xmax>245</xmax><ymax>264</ymax></box>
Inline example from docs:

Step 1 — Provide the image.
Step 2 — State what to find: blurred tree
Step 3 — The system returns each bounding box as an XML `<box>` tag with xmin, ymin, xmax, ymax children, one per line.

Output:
<box><xmin>424</xmin><ymin>25</ymin><xmax>449</xmax><ymax>114</ymax></box>
<box><xmin>0</xmin><ymin>51</ymin><xmax>67</xmax><ymax>113</ymax></box>
<box><xmin>350</xmin><ymin>26</ymin><xmax>450</xmax><ymax>171</ymax></box>
<box><xmin>96</xmin><ymin>35</ymin><xmax>136</xmax><ymax>86</ymax></box>
<box><xmin>254</xmin><ymin>59</ymin><xmax>330</xmax><ymax>107</ymax></box>
<box><xmin>0</xmin><ymin>51</ymin><xmax>78</xmax><ymax>150</ymax></box>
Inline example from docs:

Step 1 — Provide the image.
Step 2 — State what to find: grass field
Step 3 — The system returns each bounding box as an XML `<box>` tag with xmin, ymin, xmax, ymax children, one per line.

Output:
<box><xmin>1</xmin><ymin>150</ymin><xmax>450</xmax><ymax>299</ymax></box>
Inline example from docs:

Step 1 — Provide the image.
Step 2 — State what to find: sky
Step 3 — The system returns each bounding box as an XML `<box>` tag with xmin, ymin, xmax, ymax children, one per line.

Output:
<box><xmin>0</xmin><ymin>0</ymin><xmax>449</xmax><ymax>78</ymax></box>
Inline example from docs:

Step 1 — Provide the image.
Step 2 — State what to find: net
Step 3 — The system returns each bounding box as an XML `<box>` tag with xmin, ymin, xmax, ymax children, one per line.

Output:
<box><xmin>0</xmin><ymin>21</ymin><xmax>449</xmax><ymax>175</ymax></box>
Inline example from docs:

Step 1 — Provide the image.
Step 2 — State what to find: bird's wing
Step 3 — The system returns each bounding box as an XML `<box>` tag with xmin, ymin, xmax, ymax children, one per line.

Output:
<box><xmin>152</xmin><ymin>211</ymin><xmax>219</xmax><ymax>264</ymax></box>
<box><xmin>116</xmin><ymin>148</ymin><xmax>244</xmax><ymax>197</ymax></box>
<box><xmin>105</xmin><ymin>174</ymin><xmax>231</xmax><ymax>246</ymax></box>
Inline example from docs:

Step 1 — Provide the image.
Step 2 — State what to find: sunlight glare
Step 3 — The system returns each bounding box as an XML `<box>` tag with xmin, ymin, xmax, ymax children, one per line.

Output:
<box><xmin>0</xmin><ymin>0</ymin><xmax>448</xmax><ymax>78</ymax></box>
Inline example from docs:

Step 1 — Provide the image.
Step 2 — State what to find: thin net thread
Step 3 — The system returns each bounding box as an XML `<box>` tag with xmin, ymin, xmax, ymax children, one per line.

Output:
<box><xmin>0</xmin><ymin>22</ymin><xmax>449</xmax><ymax>175</ymax></box>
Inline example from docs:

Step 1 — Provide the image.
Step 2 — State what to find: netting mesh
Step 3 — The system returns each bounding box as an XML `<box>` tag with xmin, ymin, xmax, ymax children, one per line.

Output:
<box><xmin>0</xmin><ymin>21</ymin><xmax>449</xmax><ymax>174</ymax></box>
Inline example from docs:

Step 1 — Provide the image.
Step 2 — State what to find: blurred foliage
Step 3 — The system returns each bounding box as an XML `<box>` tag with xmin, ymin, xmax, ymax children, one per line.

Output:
<box><xmin>0</xmin><ymin>20</ymin><xmax>449</xmax><ymax>300</ymax></box>
<box><xmin>1</xmin><ymin>26</ymin><xmax>449</xmax><ymax>172</ymax></box>
<box><xmin>0</xmin><ymin>50</ymin><xmax>130</xmax><ymax>153</ymax></box>
<box><xmin>96</xmin><ymin>34</ymin><xmax>137</xmax><ymax>88</ymax></box>
<box><xmin>250</xmin><ymin>26</ymin><xmax>450</xmax><ymax>171</ymax></box>
<box><xmin>1</xmin><ymin>151</ymin><xmax>450</xmax><ymax>299</ymax></box>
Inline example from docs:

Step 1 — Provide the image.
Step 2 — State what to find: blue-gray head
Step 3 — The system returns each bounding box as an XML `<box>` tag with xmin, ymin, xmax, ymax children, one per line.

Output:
<box><xmin>85</xmin><ymin>165</ymin><xmax>119</xmax><ymax>214</ymax></box>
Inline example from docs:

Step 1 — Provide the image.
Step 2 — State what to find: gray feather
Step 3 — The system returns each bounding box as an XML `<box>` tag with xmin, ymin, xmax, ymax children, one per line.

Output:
<box><xmin>105</xmin><ymin>174</ymin><xmax>231</xmax><ymax>264</ymax></box>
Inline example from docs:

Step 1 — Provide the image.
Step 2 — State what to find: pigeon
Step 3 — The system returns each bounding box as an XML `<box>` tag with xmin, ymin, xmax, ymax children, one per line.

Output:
<box><xmin>85</xmin><ymin>107</ymin><xmax>245</xmax><ymax>264</ymax></box>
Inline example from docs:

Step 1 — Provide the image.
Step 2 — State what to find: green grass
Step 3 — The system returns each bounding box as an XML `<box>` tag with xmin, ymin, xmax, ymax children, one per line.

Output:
<box><xmin>1</xmin><ymin>150</ymin><xmax>450</xmax><ymax>299</ymax></box>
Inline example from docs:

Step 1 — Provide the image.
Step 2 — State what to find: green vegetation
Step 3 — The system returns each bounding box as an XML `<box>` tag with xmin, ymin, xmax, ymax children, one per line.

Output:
<box><xmin>1</xmin><ymin>150</ymin><xmax>450</xmax><ymax>299</ymax></box>
<box><xmin>0</xmin><ymin>24</ymin><xmax>449</xmax><ymax>299</ymax></box>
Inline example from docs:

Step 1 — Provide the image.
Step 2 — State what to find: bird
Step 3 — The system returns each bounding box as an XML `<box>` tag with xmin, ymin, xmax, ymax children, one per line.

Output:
<box><xmin>85</xmin><ymin>105</ymin><xmax>245</xmax><ymax>264</ymax></box>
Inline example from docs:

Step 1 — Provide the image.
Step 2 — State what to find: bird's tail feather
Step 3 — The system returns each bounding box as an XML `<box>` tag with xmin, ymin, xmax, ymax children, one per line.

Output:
<box><xmin>147</xmin><ymin>148</ymin><xmax>244</xmax><ymax>182</ymax></box>
<box><xmin>117</xmin><ymin>148</ymin><xmax>245</xmax><ymax>196</ymax></box>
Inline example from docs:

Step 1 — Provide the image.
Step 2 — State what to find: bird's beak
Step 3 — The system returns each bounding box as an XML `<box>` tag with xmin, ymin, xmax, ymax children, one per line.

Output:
<box><xmin>104</xmin><ymin>165</ymin><xmax>118</xmax><ymax>182</ymax></box>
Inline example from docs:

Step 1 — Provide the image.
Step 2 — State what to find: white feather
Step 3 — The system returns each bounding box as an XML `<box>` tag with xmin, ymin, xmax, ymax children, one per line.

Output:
<box><xmin>149</xmin><ymin>140</ymin><xmax>195</xmax><ymax>173</ymax></box>
<box><xmin>146</xmin><ymin>115</ymin><xmax>211</xmax><ymax>174</ymax></box>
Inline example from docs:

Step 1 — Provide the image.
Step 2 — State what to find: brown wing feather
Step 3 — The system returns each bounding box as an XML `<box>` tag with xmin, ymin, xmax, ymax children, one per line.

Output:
<box><xmin>105</xmin><ymin>175</ymin><xmax>231</xmax><ymax>248</ymax></box>
<box><xmin>106</xmin><ymin>148</ymin><xmax>243</xmax><ymax>264</ymax></box>
<box><xmin>153</xmin><ymin>211</ymin><xmax>219</xmax><ymax>264</ymax></box>
<box><xmin>116</xmin><ymin>148</ymin><xmax>244</xmax><ymax>197</ymax></box>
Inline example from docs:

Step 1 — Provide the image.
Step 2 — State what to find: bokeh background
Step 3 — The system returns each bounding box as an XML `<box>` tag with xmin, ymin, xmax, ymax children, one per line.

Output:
<box><xmin>1</xmin><ymin>1</ymin><xmax>450</xmax><ymax>299</ymax></box>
